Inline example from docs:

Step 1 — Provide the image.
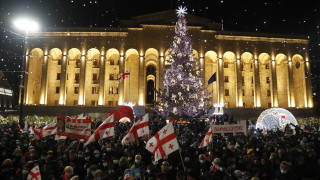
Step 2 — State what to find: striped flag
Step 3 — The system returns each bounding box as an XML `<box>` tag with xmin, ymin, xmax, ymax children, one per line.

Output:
<box><xmin>122</xmin><ymin>114</ymin><xmax>149</xmax><ymax>145</ymax></box>
<box><xmin>199</xmin><ymin>126</ymin><xmax>213</xmax><ymax>147</ymax></box>
<box><xmin>84</xmin><ymin>115</ymin><xmax>115</xmax><ymax>146</ymax></box>
<box><xmin>145</xmin><ymin>123</ymin><xmax>179</xmax><ymax>161</ymax></box>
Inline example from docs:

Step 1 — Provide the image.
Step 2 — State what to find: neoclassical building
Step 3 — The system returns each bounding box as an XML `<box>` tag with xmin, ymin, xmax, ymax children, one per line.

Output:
<box><xmin>21</xmin><ymin>11</ymin><xmax>313</xmax><ymax>115</ymax></box>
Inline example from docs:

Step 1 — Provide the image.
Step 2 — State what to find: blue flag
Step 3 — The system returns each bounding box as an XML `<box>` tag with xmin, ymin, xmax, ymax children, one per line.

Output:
<box><xmin>208</xmin><ymin>72</ymin><xmax>217</xmax><ymax>85</ymax></box>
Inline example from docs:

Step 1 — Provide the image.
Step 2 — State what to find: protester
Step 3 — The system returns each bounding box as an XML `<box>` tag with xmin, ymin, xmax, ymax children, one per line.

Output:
<box><xmin>0</xmin><ymin>115</ymin><xmax>319</xmax><ymax>180</ymax></box>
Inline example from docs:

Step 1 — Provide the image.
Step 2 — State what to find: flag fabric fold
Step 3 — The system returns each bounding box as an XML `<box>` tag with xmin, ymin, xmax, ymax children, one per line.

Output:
<box><xmin>122</xmin><ymin>114</ymin><xmax>149</xmax><ymax>145</ymax></box>
<box><xmin>30</xmin><ymin>123</ymin><xmax>57</xmax><ymax>140</ymax></box>
<box><xmin>199</xmin><ymin>126</ymin><xmax>213</xmax><ymax>147</ymax></box>
<box><xmin>145</xmin><ymin>122</ymin><xmax>179</xmax><ymax>161</ymax></box>
<box><xmin>84</xmin><ymin>114</ymin><xmax>115</xmax><ymax>146</ymax></box>
<box><xmin>27</xmin><ymin>165</ymin><xmax>41</xmax><ymax>180</ymax></box>
<box><xmin>208</xmin><ymin>72</ymin><xmax>217</xmax><ymax>85</ymax></box>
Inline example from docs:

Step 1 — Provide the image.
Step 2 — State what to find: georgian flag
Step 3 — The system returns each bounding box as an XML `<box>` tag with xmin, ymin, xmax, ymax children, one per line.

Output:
<box><xmin>118</xmin><ymin>71</ymin><xmax>130</xmax><ymax>80</ymax></box>
<box><xmin>27</xmin><ymin>165</ymin><xmax>41</xmax><ymax>180</ymax></box>
<box><xmin>122</xmin><ymin>113</ymin><xmax>149</xmax><ymax>145</ymax></box>
<box><xmin>84</xmin><ymin>115</ymin><xmax>115</xmax><ymax>146</ymax></box>
<box><xmin>39</xmin><ymin>123</ymin><xmax>57</xmax><ymax>138</ymax></box>
<box><xmin>145</xmin><ymin>123</ymin><xmax>179</xmax><ymax>161</ymax></box>
<box><xmin>30</xmin><ymin>123</ymin><xmax>57</xmax><ymax>140</ymax></box>
<box><xmin>199</xmin><ymin>126</ymin><xmax>213</xmax><ymax>147</ymax></box>
<box><xmin>30</xmin><ymin>127</ymin><xmax>41</xmax><ymax>140</ymax></box>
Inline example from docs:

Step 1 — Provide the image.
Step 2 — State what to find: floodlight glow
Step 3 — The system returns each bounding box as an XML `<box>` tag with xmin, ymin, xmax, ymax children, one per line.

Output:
<box><xmin>14</xmin><ymin>18</ymin><xmax>39</xmax><ymax>32</ymax></box>
<box><xmin>123</xmin><ymin>101</ymin><xmax>136</xmax><ymax>108</ymax></box>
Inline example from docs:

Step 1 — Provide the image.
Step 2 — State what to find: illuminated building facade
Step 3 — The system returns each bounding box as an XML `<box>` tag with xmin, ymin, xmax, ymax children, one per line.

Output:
<box><xmin>21</xmin><ymin>11</ymin><xmax>313</xmax><ymax>114</ymax></box>
<box><xmin>0</xmin><ymin>80</ymin><xmax>13</xmax><ymax>111</ymax></box>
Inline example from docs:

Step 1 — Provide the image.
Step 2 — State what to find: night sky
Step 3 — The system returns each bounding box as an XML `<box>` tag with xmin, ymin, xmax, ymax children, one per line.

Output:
<box><xmin>0</xmin><ymin>0</ymin><xmax>319</xmax><ymax>106</ymax></box>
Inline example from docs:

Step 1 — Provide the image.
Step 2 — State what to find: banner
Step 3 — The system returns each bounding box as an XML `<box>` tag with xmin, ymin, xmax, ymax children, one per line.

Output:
<box><xmin>211</xmin><ymin>121</ymin><xmax>246</xmax><ymax>135</ymax></box>
<box><xmin>56</xmin><ymin>115</ymin><xmax>92</xmax><ymax>140</ymax></box>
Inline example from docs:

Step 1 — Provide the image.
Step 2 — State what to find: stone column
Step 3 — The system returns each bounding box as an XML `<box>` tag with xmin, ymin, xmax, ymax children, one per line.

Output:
<box><xmin>270</xmin><ymin>59</ymin><xmax>278</xmax><ymax>107</ymax></box>
<box><xmin>23</xmin><ymin>55</ymin><xmax>30</xmax><ymax>104</ymax></box>
<box><xmin>78</xmin><ymin>55</ymin><xmax>86</xmax><ymax>105</ymax></box>
<box><xmin>217</xmin><ymin>58</ymin><xmax>224</xmax><ymax>105</ymax></box>
<box><xmin>235</xmin><ymin>58</ymin><xmax>242</xmax><ymax>107</ymax></box>
<box><xmin>287</xmin><ymin>59</ymin><xmax>295</xmax><ymax>107</ymax></box>
<box><xmin>118</xmin><ymin>55</ymin><xmax>125</xmax><ymax>105</ymax></box>
<box><xmin>59</xmin><ymin>55</ymin><xmax>67</xmax><ymax>105</ymax></box>
<box><xmin>39</xmin><ymin>55</ymin><xmax>48</xmax><ymax>105</ymax></box>
<box><xmin>253</xmin><ymin>59</ymin><xmax>261</xmax><ymax>107</ymax></box>
<box><xmin>158</xmin><ymin>56</ymin><xmax>165</xmax><ymax>90</ymax></box>
<box><xmin>98</xmin><ymin>55</ymin><xmax>106</xmax><ymax>105</ymax></box>
<box><xmin>139</xmin><ymin>55</ymin><xmax>145</xmax><ymax>106</ymax></box>
<box><xmin>200</xmin><ymin>57</ymin><xmax>205</xmax><ymax>85</ymax></box>
<box><xmin>304</xmin><ymin>59</ymin><xmax>313</xmax><ymax>108</ymax></box>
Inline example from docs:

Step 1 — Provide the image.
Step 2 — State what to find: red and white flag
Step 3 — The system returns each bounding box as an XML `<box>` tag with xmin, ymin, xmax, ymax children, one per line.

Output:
<box><xmin>84</xmin><ymin>115</ymin><xmax>115</xmax><ymax>146</ymax></box>
<box><xmin>27</xmin><ymin>165</ymin><xmax>41</xmax><ymax>180</ymax></box>
<box><xmin>56</xmin><ymin>114</ymin><xmax>92</xmax><ymax>140</ymax></box>
<box><xmin>122</xmin><ymin>114</ymin><xmax>149</xmax><ymax>145</ymax></box>
<box><xmin>199</xmin><ymin>126</ymin><xmax>213</xmax><ymax>147</ymax></box>
<box><xmin>118</xmin><ymin>71</ymin><xmax>130</xmax><ymax>80</ymax></box>
<box><xmin>145</xmin><ymin>122</ymin><xmax>179</xmax><ymax>161</ymax></box>
<box><xmin>123</xmin><ymin>173</ymin><xmax>130</xmax><ymax>180</ymax></box>
<box><xmin>30</xmin><ymin>123</ymin><xmax>57</xmax><ymax>140</ymax></box>
<box><xmin>40</xmin><ymin>123</ymin><xmax>57</xmax><ymax>138</ymax></box>
<box><xmin>30</xmin><ymin>127</ymin><xmax>41</xmax><ymax>140</ymax></box>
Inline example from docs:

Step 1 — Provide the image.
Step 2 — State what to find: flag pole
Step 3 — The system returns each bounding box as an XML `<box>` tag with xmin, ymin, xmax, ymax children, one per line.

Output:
<box><xmin>178</xmin><ymin>148</ymin><xmax>186</xmax><ymax>171</ymax></box>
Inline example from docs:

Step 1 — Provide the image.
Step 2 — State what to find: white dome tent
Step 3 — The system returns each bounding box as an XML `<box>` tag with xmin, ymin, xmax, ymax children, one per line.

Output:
<box><xmin>256</xmin><ymin>108</ymin><xmax>298</xmax><ymax>131</ymax></box>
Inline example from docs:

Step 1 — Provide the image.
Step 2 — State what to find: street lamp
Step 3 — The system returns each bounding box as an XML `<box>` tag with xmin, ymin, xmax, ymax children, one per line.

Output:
<box><xmin>13</xmin><ymin>17</ymin><xmax>40</xmax><ymax>127</ymax></box>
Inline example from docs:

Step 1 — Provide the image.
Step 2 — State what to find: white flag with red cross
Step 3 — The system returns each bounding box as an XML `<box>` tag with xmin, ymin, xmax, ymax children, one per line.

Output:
<box><xmin>30</xmin><ymin>123</ymin><xmax>57</xmax><ymax>140</ymax></box>
<box><xmin>199</xmin><ymin>126</ymin><xmax>213</xmax><ymax>147</ymax></box>
<box><xmin>145</xmin><ymin>122</ymin><xmax>179</xmax><ymax>161</ymax></box>
<box><xmin>84</xmin><ymin>114</ymin><xmax>115</xmax><ymax>146</ymax></box>
<box><xmin>118</xmin><ymin>71</ymin><xmax>130</xmax><ymax>80</ymax></box>
<box><xmin>39</xmin><ymin>123</ymin><xmax>57</xmax><ymax>138</ymax></box>
<box><xmin>29</xmin><ymin>126</ymin><xmax>41</xmax><ymax>140</ymax></box>
<box><xmin>27</xmin><ymin>165</ymin><xmax>41</xmax><ymax>180</ymax></box>
<box><xmin>122</xmin><ymin>113</ymin><xmax>149</xmax><ymax>145</ymax></box>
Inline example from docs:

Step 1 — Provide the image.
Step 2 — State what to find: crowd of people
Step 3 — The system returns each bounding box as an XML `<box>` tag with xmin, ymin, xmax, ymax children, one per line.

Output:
<box><xmin>0</xmin><ymin>115</ymin><xmax>319</xmax><ymax>180</ymax></box>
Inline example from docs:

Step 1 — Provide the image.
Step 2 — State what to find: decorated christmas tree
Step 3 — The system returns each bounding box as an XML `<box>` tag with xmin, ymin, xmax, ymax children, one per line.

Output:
<box><xmin>155</xmin><ymin>6</ymin><xmax>211</xmax><ymax>118</ymax></box>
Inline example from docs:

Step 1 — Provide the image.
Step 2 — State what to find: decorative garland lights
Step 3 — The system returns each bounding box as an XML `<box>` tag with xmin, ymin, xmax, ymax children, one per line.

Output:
<box><xmin>256</xmin><ymin>108</ymin><xmax>298</xmax><ymax>131</ymax></box>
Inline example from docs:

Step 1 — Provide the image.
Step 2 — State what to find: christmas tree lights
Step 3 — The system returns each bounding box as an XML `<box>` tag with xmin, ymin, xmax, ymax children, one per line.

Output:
<box><xmin>155</xmin><ymin>6</ymin><xmax>211</xmax><ymax>118</ymax></box>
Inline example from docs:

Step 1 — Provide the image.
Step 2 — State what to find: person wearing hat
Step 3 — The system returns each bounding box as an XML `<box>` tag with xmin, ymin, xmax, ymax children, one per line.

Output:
<box><xmin>247</xmin><ymin>148</ymin><xmax>254</xmax><ymax>155</ymax></box>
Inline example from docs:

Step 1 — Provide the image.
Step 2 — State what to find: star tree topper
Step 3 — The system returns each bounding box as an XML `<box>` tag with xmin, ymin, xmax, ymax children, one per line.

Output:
<box><xmin>176</xmin><ymin>6</ymin><xmax>188</xmax><ymax>17</ymax></box>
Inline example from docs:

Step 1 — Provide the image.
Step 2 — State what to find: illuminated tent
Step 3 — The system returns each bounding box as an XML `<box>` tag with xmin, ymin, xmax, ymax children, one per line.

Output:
<box><xmin>256</xmin><ymin>108</ymin><xmax>298</xmax><ymax>131</ymax></box>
